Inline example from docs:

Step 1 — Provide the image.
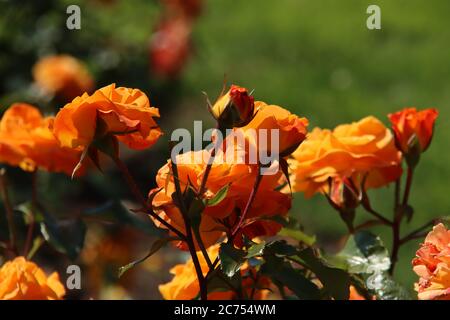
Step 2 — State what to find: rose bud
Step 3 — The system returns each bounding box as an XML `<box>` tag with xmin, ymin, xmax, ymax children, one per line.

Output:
<box><xmin>388</xmin><ymin>108</ymin><xmax>438</xmax><ymax>167</ymax></box>
<box><xmin>328</xmin><ymin>176</ymin><xmax>361</xmax><ymax>212</ymax></box>
<box><xmin>209</xmin><ymin>85</ymin><xmax>255</xmax><ymax>129</ymax></box>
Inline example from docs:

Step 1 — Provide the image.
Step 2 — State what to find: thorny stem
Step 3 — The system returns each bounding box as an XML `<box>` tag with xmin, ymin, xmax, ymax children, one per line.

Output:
<box><xmin>400</xmin><ymin>219</ymin><xmax>437</xmax><ymax>245</ymax></box>
<box><xmin>171</xmin><ymin>160</ymin><xmax>208</xmax><ymax>300</ymax></box>
<box><xmin>193</xmin><ymin>228</ymin><xmax>214</xmax><ymax>270</ymax></box>
<box><xmin>394</xmin><ymin>179</ymin><xmax>400</xmax><ymax>210</ymax></box>
<box><xmin>389</xmin><ymin>222</ymin><xmax>401</xmax><ymax>275</ymax></box>
<box><xmin>23</xmin><ymin>170</ymin><xmax>38</xmax><ymax>256</ymax></box>
<box><xmin>362</xmin><ymin>202</ymin><xmax>393</xmax><ymax>226</ymax></box>
<box><xmin>204</xmin><ymin>168</ymin><xmax>263</xmax><ymax>297</ymax></box>
<box><xmin>402</xmin><ymin>167</ymin><xmax>414</xmax><ymax>207</ymax></box>
<box><xmin>231</xmin><ymin>167</ymin><xmax>263</xmax><ymax>238</ymax></box>
<box><xmin>198</xmin><ymin>147</ymin><xmax>216</xmax><ymax>196</ymax></box>
<box><xmin>0</xmin><ymin>169</ymin><xmax>17</xmax><ymax>256</ymax></box>
<box><xmin>389</xmin><ymin>167</ymin><xmax>415</xmax><ymax>275</ymax></box>
<box><xmin>113</xmin><ymin>157</ymin><xmax>186</xmax><ymax>240</ymax></box>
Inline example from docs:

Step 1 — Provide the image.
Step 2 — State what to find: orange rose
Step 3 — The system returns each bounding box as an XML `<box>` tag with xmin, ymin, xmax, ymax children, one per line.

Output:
<box><xmin>159</xmin><ymin>244</ymin><xmax>270</xmax><ymax>300</ymax></box>
<box><xmin>290</xmin><ymin>116</ymin><xmax>402</xmax><ymax>197</ymax></box>
<box><xmin>413</xmin><ymin>223</ymin><xmax>450</xmax><ymax>300</ymax></box>
<box><xmin>53</xmin><ymin>83</ymin><xmax>162</xmax><ymax>151</ymax></box>
<box><xmin>388</xmin><ymin>108</ymin><xmax>438</xmax><ymax>156</ymax></box>
<box><xmin>150</xmin><ymin>150</ymin><xmax>290</xmax><ymax>249</ymax></box>
<box><xmin>0</xmin><ymin>257</ymin><xmax>65</xmax><ymax>300</ymax></box>
<box><xmin>0</xmin><ymin>103</ymin><xmax>84</xmax><ymax>175</ymax></box>
<box><xmin>210</xmin><ymin>85</ymin><xmax>255</xmax><ymax>129</ymax></box>
<box><xmin>33</xmin><ymin>55</ymin><xmax>94</xmax><ymax>101</ymax></box>
<box><xmin>348</xmin><ymin>285</ymin><xmax>375</xmax><ymax>300</ymax></box>
<box><xmin>241</xmin><ymin>102</ymin><xmax>308</xmax><ymax>157</ymax></box>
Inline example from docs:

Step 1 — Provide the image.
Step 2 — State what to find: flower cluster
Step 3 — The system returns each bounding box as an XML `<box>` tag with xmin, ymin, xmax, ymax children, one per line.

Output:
<box><xmin>289</xmin><ymin>116</ymin><xmax>402</xmax><ymax>199</ymax></box>
<box><xmin>0</xmin><ymin>76</ymin><xmax>444</xmax><ymax>301</ymax></box>
<box><xmin>286</xmin><ymin>116</ymin><xmax>401</xmax><ymax>228</ymax></box>
<box><xmin>150</xmin><ymin>150</ymin><xmax>291</xmax><ymax>249</ymax></box>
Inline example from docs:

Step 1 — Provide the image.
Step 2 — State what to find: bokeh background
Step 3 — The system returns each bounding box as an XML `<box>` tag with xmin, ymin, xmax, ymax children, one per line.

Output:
<box><xmin>0</xmin><ymin>0</ymin><xmax>449</xmax><ymax>299</ymax></box>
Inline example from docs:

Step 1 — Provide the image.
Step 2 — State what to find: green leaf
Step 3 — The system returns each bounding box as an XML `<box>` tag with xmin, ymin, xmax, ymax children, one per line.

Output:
<box><xmin>261</xmin><ymin>255</ymin><xmax>321</xmax><ymax>300</ymax></box>
<box><xmin>295</xmin><ymin>248</ymin><xmax>350</xmax><ymax>300</ymax></box>
<box><xmin>330</xmin><ymin>231</ymin><xmax>411</xmax><ymax>300</ymax></box>
<box><xmin>207</xmin><ymin>269</ymin><xmax>241</xmax><ymax>294</ymax></box>
<box><xmin>183</xmin><ymin>187</ymin><xmax>206</xmax><ymax>248</ymax></box>
<box><xmin>278</xmin><ymin>228</ymin><xmax>316</xmax><ymax>246</ymax></box>
<box><xmin>219</xmin><ymin>243</ymin><xmax>246</xmax><ymax>277</ymax></box>
<box><xmin>26</xmin><ymin>237</ymin><xmax>44</xmax><ymax>260</ymax></box>
<box><xmin>265</xmin><ymin>240</ymin><xmax>298</xmax><ymax>257</ymax></box>
<box><xmin>245</xmin><ymin>241</ymin><xmax>266</xmax><ymax>259</ymax></box>
<box><xmin>367</xmin><ymin>273</ymin><xmax>411</xmax><ymax>300</ymax></box>
<box><xmin>15</xmin><ymin>202</ymin><xmax>44</xmax><ymax>224</ymax></box>
<box><xmin>205</xmin><ymin>184</ymin><xmax>230</xmax><ymax>207</ymax></box>
<box><xmin>187</xmin><ymin>197</ymin><xmax>205</xmax><ymax>226</ymax></box>
<box><xmin>337</xmin><ymin>231</ymin><xmax>390</xmax><ymax>274</ymax></box>
<box><xmin>40</xmin><ymin>211</ymin><xmax>86</xmax><ymax>261</ymax></box>
<box><xmin>118</xmin><ymin>237</ymin><xmax>178</xmax><ymax>278</ymax></box>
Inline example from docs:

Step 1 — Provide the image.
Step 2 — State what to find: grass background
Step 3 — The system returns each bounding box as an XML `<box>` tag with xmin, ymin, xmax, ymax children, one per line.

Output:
<box><xmin>1</xmin><ymin>0</ymin><xmax>449</xmax><ymax>295</ymax></box>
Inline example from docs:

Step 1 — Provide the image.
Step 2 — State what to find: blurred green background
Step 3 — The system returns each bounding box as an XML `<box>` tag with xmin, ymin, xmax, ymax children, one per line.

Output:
<box><xmin>1</xmin><ymin>0</ymin><xmax>449</xmax><ymax>297</ymax></box>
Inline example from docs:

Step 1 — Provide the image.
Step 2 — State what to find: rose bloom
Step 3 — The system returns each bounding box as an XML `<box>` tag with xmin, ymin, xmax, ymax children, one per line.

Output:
<box><xmin>33</xmin><ymin>55</ymin><xmax>94</xmax><ymax>101</ymax></box>
<box><xmin>388</xmin><ymin>107</ymin><xmax>438</xmax><ymax>154</ymax></box>
<box><xmin>150</xmin><ymin>150</ymin><xmax>291</xmax><ymax>249</ymax></box>
<box><xmin>289</xmin><ymin>116</ymin><xmax>402</xmax><ymax>197</ymax></box>
<box><xmin>53</xmin><ymin>83</ymin><xmax>162</xmax><ymax>150</ymax></box>
<box><xmin>0</xmin><ymin>103</ymin><xmax>84</xmax><ymax>176</ymax></box>
<box><xmin>240</xmin><ymin>102</ymin><xmax>309</xmax><ymax>157</ymax></box>
<box><xmin>150</xmin><ymin>17</ymin><xmax>191</xmax><ymax>78</ymax></box>
<box><xmin>159</xmin><ymin>244</ymin><xmax>270</xmax><ymax>300</ymax></box>
<box><xmin>0</xmin><ymin>257</ymin><xmax>65</xmax><ymax>300</ymax></box>
<box><xmin>413</xmin><ymin>223</ymin><xmax>450</xmax><ymax>300</ymax></box>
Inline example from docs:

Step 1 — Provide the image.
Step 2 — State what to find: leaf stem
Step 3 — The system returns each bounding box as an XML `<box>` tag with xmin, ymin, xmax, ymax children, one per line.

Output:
<box><xmin>231</xmin><ymin>167</ymin><xmax>263</xmax><ymax>238</ymax></box>
<box><xmin>361</xmin><ymin>202</ymin><xmax>392</xmax><ymax>226</ymax></box>
<box><xmin>171</xmin><ymin>160</ymin><xmax>208</xmax><ymax>300</ymax></box>
<box><xmin>113</xmin><ymin>157</ymin><xmax>186</xmax><ymax>240</ymax></box>
<box><xmin>0</xmin><ymin>168</ymin><xmax>17</xmax><ymax>256</ymax></box>
<box><xmin>402</xmin><ymin>167</ymin><xmax>414</xmax><ymax>206</ymax></box>
<box><xmin>198</xmin><ymin>147</ymin><xmax>216</xmax><ymax>196</ymax></box>
<box><xmin>389</xmin><ymin>167</ymin><xmax>414</xmax><ymax>275</ymax></box>
<box><xmin>23</xmin><ymin>170</ymin><xmax>38</xmax><ymax>256</ymax></box>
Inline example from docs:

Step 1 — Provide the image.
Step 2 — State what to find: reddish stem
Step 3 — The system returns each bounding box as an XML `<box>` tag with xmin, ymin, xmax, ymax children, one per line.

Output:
<box><xmin>0</xmin><ymin>169</ymin><xmax>17</xmax><ymax>256</ymax></box>
<box><xmin>231</xmin><ymin>168</ymin><xmax>263</xmax><ymax>238</ymax></box>
<box><xmin>113</xmin><ymin>157</ymin><xmax>186</xmax><ymax>240</ymax></box>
